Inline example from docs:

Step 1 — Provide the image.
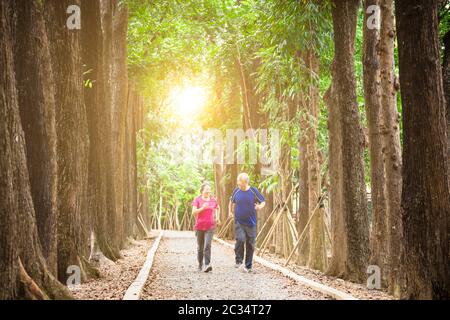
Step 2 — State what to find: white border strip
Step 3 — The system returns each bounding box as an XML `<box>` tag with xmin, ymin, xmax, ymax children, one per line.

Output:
<box><xmin>123</xmin><ymin>231</ymin><xmax>164</xmax><ymax>300</ymax></box>
<box><xmin>214</xmin><ymin>237</ymin><xmax>358</xmax><ymax>300</ymax></box>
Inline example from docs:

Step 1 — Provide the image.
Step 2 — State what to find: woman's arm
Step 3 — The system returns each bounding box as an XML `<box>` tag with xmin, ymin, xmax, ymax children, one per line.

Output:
<box><xmin>192</xmin><ymin>203</ymin><xmax>208</xmax><ymax>216</ymax></box>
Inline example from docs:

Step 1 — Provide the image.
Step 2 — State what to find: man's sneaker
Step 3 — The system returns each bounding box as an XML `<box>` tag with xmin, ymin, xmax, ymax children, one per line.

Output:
<box><xmin>234</xmin><ymin>263</ymin><xmax>243</xmax><ymax>269</ymax></box>
<box><xmin>243</xmin><ymin>267</ymin><xmax>253</xmax><ymax>273</ymax></box>
<box><xmin>204</xmin><ymin>264</ymin><xmax>213</xmax><ymax>273</ymax></box>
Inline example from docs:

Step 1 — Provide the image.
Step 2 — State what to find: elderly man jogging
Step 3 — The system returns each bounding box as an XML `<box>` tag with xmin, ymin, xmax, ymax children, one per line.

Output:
<box><xmin>228</xmin><ymin>173</ymin><xmax>265</xmax><ymax>273</ymax></box>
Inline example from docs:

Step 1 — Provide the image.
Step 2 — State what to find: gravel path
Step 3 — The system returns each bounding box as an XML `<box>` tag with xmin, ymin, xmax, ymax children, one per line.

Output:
<box><xmin>141</xmin><ymin>231</ymin><xmax>330</xmax><ymax>300</ymax></box>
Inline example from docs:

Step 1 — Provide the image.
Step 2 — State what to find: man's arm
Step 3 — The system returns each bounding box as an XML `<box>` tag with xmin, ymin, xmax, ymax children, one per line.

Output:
<box><xmin>255</xmin><ymin>201</ymin><xmax>266</xmax><ymax>211</ymax></box>
<box><xmin>252</xmin><ymin>187</ymin><xmax>266</xmax><ymax>211</ymax></box>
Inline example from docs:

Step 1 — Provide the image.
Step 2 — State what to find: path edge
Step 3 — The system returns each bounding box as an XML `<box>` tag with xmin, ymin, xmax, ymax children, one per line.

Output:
<box><xmin>214</xmin><ymin>237</ymin><xmax>358</xmax><ymax>300</ymax></box>
<box><xmin>123</xmin><ymin>231</ymin><xmax>164</xmax><ymax>300</ymax></box>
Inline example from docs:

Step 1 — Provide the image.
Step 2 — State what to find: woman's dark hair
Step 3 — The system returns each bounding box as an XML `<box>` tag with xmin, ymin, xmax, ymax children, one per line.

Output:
<box><xmin>200</xmin><ymin>182</ymin><xmax>211</xmax><ymax>194</ymax></box>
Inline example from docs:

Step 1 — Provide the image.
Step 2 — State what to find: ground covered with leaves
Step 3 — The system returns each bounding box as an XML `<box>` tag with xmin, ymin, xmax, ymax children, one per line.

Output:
<box><xmin>69</xmin><ymin>238</ymin><xmax>154</xmax><ymax>300</ymax></box>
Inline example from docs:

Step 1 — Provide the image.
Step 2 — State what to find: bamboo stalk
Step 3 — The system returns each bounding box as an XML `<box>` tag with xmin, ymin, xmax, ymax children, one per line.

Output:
<box><xmin>256</xmin><ymin>186</ymin><xmax>297</xmax><ymax>251</ymax></box>
<box><xmin>256</xmin><ymin>183</ymin><xmax>299</xmax><ymax>241</ymax></box>
<box><xmin>257</xmin><ymin>211</ymin><xmax>280</xmax><ymax>255</ymax></box>
<box><xmin>256</xmin><ymin>205</ymin><xmax>278</xmax><ymax>240</ymax></box>
<box><xmin>217</xmin><ymin>216</ymin><xmax>233</xmax><ymax>238</ymax></box>
<box><xmin>258</xmin><ymin>209</ymin><xmax>284</xmax><ymax>256</ymax></box>
<box><xmin>283</xmin><ymin>213</ymin><xmax>288</xmax><ymax>258</ymax></box>
<box><xmin>284</xmin><ymin>195</ymin><xmax>324</xmax><ymax>266</ymax></box>
<box><xmin>179</xmin><ymin>209</ymin><xmax>186</xmax><ymax>230</ymax></box>
<box><xmin>286</xmin><ymin>206</ymin><xmax>299</xmax><ymax>243</ymax></box>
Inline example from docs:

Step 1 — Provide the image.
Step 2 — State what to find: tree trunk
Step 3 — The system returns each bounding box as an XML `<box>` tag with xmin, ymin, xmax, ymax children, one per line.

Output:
<box><xmin>123</xmin><ymin>89</ymin><xmax>139</xmax><ymax>237</ymax></box>
<box><xmin>297</xmin><ymin>100</ymin><xmax>310</xmax><ymax>265</ymax></box>
<box><xmin>327</xmin><ymin>0</ymin><xmax>370</xmax><ymax>282</ymax></box>
<box><xmin>101</xmin><ymin>0</ymin><xmax>121</xmax><ymax>253</ymax></box>
<box><xmin>324</xmin><ymin>67</ymin><xmax>345</xmax><ymax>277</ymax></box>
<box><xmin>379</xmin><ymin>0</ymin><xmax>403</xmax><ymax>295</ymax></box>
<box><xmin>395</xmin><ymin>0</ymin><xmax>450</xmax><ymax>299</ymax></box>
<box><xmin>306</xmin><ymin>50</ymin><xmax>326</xmax><ymax>271</ymax></box>
<box><xmin>13</xmin><ymin>0</ymin><xmax>58</xmax><ymax>276</ymax></box>
<box><xmin>111</xmin><ymin>3</ymin><xmax>129</xmax><ymax>247</ymax></box>
<box><xmin>443</xmin><ymin>29</ymin><xmax>450</xmax><ymax>161</ymax></box>
<box><xmin>0</xmin><ymin>0</ymin><xmax>72</xmax><ymax>299</ymax></box>
<box><xmin>81</xmin><ymin>0</ymin><xmax>121</xmax><ymax>261</ymax></box>
<box><xmin>44</xmin><ymin>0</ymin><xmax>92</xmax><ymax>283</ymax></box>
<box><xmin>363</xmin><ymin>0</ymin><xmax>389</xmax><ymax>286</ymax></box>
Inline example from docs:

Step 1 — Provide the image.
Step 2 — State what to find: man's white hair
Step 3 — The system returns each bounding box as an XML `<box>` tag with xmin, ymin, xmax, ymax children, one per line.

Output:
<box><xmin>237</xmin><ymin>172</ymin><xmax>250</xmax><ymax>184</ymax></box>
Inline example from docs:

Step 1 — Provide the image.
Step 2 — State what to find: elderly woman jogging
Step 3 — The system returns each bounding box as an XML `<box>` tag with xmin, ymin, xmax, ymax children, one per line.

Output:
<box><xmin>192</xmin><ymin>182</ymin><xmax>220</xmax><ymax>272</ymax></box>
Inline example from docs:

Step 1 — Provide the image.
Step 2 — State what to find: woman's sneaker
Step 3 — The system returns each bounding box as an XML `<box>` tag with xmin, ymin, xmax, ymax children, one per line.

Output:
<box><xmin>243</xmin><ymin>267</ymin><xmax>253</xmax><ymax>273</ymax></box>
<box><xmin>198</xmin><ymin>265</ymin><xmax>203</xmax><ymax>272</ymax></box>
<box><xmin>204</xmin><ymin>264</ymin><xmax>213</xmax><ymax>273</ymax></box>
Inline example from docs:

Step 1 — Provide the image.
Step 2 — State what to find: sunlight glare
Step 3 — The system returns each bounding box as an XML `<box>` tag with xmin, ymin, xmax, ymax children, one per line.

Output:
<box><xmin>169</xmin><ymin>85</ymin><xmax>208</xmax><ymax>118</ymax></box>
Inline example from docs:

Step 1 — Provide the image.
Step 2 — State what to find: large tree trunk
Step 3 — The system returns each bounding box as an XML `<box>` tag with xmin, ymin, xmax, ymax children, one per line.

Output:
<box><xmin>363</xmin><ymin>0</ymin><xmax>389</xmax><ymax>286</ymax></box>
<box><xmin>443</xmin><ymin>28</ymin><xmax>450</xmax><ymax>159</ymax></box>
<box><xmin>123</xmin><ymin>87</ymin><xmax>136</xmax><ymax>237</ymax></box>
<box><xmin>379</xmin><ymin>0</ymin><xmax>403</xmax><ymax>295</ymax></box>
<box><xmin>0</xmin><ymin>0</ymin><xmax>72</xmax><ymax>299</ymax></box>
<box><xmin>101</xmin><ymin>0</ymin><xmax>121</xmax><ymax>252</ymax></box>
<box><xmin>327</xmin><ymin>0</ymin><xmax>370</xmax><ymax>282</ymax></box>
<box><xmin>13</xmin><ymin>0</ymin><xmax>58</xmax><ymax>276</ymax></box>
<box><xmin>306</xmin><ymin>50</ymin><xmax>326</xmax><ymax>271</ymax></box>
<box><xmin>395</xmin><ymin>0</ymin><xmax>450</xmax><ymax>299</ymax></box>
<box><xmin>324</xmin><ymin>67</ymin><xmax>345</xmax><ymax>277</ymax></box>
<box><xmin>111</xmin><ymin>3</ymin><xmax>129</xmax><ymax>247</ymax></box>
<box><xmin>123</xmin><ymin>88</ymin><xmax>139</xmax><ymax>238</ymax></box>
<box><xmin>44</xmin><ymin>0</ymin><xmax>92</xmax><ymax>283</ymax></box>
<box><xmin>81</xmin><ymin>0</ymin><xmax>121</xmax><ymax>261</ymax></box>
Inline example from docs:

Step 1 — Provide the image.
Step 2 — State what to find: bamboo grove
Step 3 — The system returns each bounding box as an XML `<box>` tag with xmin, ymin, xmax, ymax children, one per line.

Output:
<box><xmin>0</xmin><ymin>0</ymin><xmax>449</xmax><ymax>300</ymax></box>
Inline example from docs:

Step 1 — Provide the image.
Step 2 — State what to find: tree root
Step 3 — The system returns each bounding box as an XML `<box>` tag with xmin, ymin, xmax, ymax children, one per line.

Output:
<box><xmin>18</xmin><ymin>257</ymin><xmax>74</xmax><ymax>300</ymax></box>
<box><xmin>79</xmin><ymin>255</ymin><xmax>101</xmax><ymax>280</ymax></box>
<box><xmin>18</xmin><ymin>258</ymin><xmax>48</xmax><ymax>300</ymax></box>
<box><xmin>93</xmin><ymin>233</ymin><xmax>122</xmax><ymax>262</ymax></box>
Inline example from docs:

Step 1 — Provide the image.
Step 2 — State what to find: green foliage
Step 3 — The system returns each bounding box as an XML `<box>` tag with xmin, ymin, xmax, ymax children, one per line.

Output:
<box><xmin>126</xmin><ymin>0</ymin><xmax>336</xmax><ymax>203</ymax></box>
<box><xmin>128</xmin><ymin>0</ymin><xmax>449</xmax><ymax>206</ymax></box>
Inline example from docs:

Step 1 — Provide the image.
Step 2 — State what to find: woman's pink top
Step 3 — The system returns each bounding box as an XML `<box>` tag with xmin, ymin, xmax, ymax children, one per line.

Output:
<box><xmin>192</xmin><ymin>196</ymin><xmax>218</xmax><ymax>231</ymax></box>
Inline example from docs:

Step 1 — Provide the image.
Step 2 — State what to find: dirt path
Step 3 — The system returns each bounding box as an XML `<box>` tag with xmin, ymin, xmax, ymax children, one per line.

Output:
<box><xmin>141</xmin><ymin>231</ymin><xmax>330</xmax><ymax>300</ymax></box>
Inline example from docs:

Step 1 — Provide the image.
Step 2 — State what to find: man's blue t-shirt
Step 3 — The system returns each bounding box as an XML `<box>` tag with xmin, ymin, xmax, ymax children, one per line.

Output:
<box><xmin>230</xmin><ymin>187</ymin><xmax>265</xmax><ymax>227</ymax></box>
